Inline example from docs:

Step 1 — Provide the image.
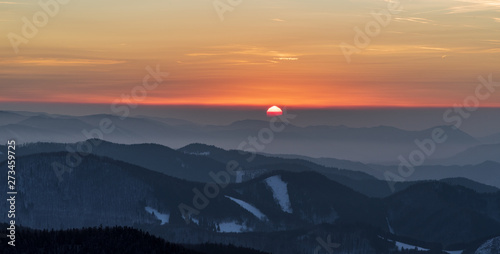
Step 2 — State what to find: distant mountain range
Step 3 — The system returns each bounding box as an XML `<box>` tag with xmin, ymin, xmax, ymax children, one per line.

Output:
<box><xmin>478</xmin><ymin>132</ymin><xmax>500</xmax><ymax>144</ymax></box>
<box><xmin>434</xmin><ymin>143</ymin><xmax>500</xmax><ymax>165</ymax></box>
<box><xmin>1</xmin><ymin>110</ymin><xmax>493</xmax><ymax>163</ymax></box>
<box><xmin>3</xmin><ymin>140</ymin><xmax>499</xmax><ymax>197</ymax></box>
<box><xmin>369</xmin><ymin>161</ymin><xmax>500</xmax><ymax>190</ymax></box>
<box><xmin>262</xmin><ymin>150</ymin><xmax>500</xmax><ymax>190</ymax></box>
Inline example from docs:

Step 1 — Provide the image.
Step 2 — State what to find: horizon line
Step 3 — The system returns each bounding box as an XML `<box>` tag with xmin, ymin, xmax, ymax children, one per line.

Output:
<box><xmin>2</xmin><ymin>101</ymin><xmax>500</xmax><ymax>109</ymax></box>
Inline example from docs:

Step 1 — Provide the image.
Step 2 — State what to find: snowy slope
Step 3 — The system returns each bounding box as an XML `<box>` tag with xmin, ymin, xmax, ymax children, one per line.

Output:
<box><xmin>382</xmin><ymin>236</ymin><xmax>462</xmax><ymax>254</ymax></box>
<box><xmin>394</xmin><ymin>240</ymin><xmax>462</xmax><ymax>254</ymax></box>
<box><xmin>218</xmin><ymin>221</ymin><xmax>247</xmax><ymax>233</ymax></box>
<box><xmin>386</xmin><ymin>217</ymin><xmax>395</xmax><ymax>234</ymax></box>
<box><xmin>395</xmin><ymin>241</ymin><xmax>429</xmax><ymax>251</ymax></box>
<box><xmin>144</xmin><ymin>207</ymin><xmax>170</xmax><ymax>225</ymax></box>
<box><xmin>225</xmin><ymin>195</ymin><xmax>268</xmax><ymax>221</ymax></box>
<box><xmin>264</xmin><ymin>175</ymin><xmax>293</xmax><ymax>213</ymax></box>
<box><xmin>475</xmin><ymin>237</ymin><xmax>500</xmax><ymax>254</ymax></box>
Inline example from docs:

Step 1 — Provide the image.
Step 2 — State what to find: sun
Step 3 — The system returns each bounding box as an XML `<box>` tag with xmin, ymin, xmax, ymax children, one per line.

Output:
<box><xmin>266</xmin><ymin>106</ymin><xmax>283</xmax><ymax>117</ymax></box>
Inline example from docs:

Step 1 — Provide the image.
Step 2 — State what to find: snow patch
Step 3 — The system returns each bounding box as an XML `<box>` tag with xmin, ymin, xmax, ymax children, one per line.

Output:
<box><xmin>380</xmin><ymin>236</ymin><xmax>462</xmax><ymax>254</ymax></box>
<box><xmin>395</xmin><ymin>241</ymin><xmax>429</xmax><ymax>251</ymax></box>
<box><xmin>264</xmin><ymin>175</ymin><xmax>293</xmax><ymax>213</ymax></box>
<box><xmin>191</xmin><ymin>218</ymin><xmax>199</xmax><ymax>225</ymax></box>
<box><xmin>145</xmin><ymin>207</ymin><xmax>170</xmax><ymax>225</ymax></box>
<box><xmin>386</xmin><ymin>217</ymin><xmax>395</xmax><ymax>234</ymax></box>
<box><xmin>189</xmin><ymin>151</ymin><xmax>210</xmax><ymax>156</ymax></box>
<box><xmin>235</xmin><ymin>170</ymin><xmax>244</xmax><ymax>183</ymax></box>
<box><xmin>218</xmin><ymin>221</ymin><xmax>247</xmax><ymax>233</ymax></box>
<box><xmin>225</xmin><ymin>195</ymin><xmax>267</xmax><ymax>221</ymax></box>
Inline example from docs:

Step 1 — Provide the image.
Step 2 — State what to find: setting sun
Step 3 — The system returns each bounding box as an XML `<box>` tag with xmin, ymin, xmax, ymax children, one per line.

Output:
<box><xmin>267</xmin><ymin>106</ymin><xmax>283</xmax><ymax>117</ymax></box>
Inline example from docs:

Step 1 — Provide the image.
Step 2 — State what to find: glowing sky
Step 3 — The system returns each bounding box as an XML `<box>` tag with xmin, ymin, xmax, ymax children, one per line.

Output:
<box><xmin>1</xmin><ymin>0</ymin><xmax>499</xmax><ymax>107</ymax></box>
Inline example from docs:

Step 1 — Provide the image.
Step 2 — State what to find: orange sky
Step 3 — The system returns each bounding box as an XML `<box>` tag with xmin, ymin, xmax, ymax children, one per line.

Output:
<box><xmin>1</xmin><ymin>0</ymin><xmax>500</xmax><ymax>107</ymax></box>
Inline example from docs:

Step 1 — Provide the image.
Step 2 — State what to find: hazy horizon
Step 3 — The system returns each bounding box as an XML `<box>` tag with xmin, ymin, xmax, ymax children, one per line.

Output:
<box><xmin>2</xmin><ymin>102</ymin><xmax>500</xmax><ymax>137</ymax></box>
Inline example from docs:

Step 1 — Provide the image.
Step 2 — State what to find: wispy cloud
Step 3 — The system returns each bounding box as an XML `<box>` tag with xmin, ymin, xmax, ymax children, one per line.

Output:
<box><xmin>185</xmin><ymin>53</ymin><xmax>218</xmax><ymax>57</ymax></box>
<box><xmin>447</xmin><ymin>0</ymin><xmax>500</xmax><ymax>14</ymax></box>
<box><xmin>273</xmin><ymin>57</ymin><xmax>298</xmax><ymax>61</ymax></box>
<box><xmin>0</xmin><ymin>1</ymin><xmax>31</xmax><ymax>4</ymax></box>
<box><xmin>483</xmin><ymin>39</ymin><xmax>500</xmax><ymax>45</ymax></box>
<box><xmin>418</xmin><ymin>46</ymin><xmax>450</xmax><ymax>51</ymax></box>
<box><xmin>0</xmin><ymin>58</ymin><xmax>126</xmax><ymax>66</ymax></box>
<box><xmin>394</xmin><ymin>17</ymin><xmax>433</xmax><ymax>24</ymax></box>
